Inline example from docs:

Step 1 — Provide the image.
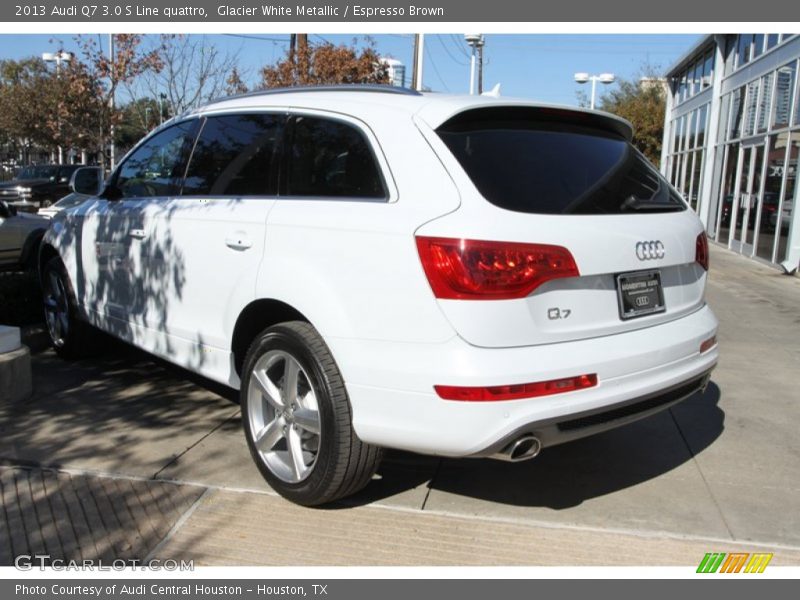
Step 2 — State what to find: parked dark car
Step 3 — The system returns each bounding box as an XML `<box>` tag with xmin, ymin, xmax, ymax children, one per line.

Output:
<box><xmin>0</xmin><ymin>164</ymin><xmax>86</xmax><ymax>212</ymax></box>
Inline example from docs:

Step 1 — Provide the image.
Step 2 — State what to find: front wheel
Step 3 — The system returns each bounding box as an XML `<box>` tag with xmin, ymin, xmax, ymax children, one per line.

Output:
<box><xmin>241</xmin><ymin>321</ymin><xmax>382</xmax><ymax>506</ymax></box>
<box><xmin>42</xmin><ymin>256</ymin><xmax>96</xmax><ymax>359</ymax></box>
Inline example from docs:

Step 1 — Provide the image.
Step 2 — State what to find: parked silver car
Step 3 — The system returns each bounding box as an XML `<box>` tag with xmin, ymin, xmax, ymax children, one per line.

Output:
<box><xmin>0</xmin><ymin>200</ymin><xmax>49</xmax><ymax>271</ymax></box>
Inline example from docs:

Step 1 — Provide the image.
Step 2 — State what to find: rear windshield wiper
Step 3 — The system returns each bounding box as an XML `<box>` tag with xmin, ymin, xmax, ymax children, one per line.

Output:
<box><xmin>620</xmin><ymin>195</ymin><xmax>684</xmax><ymax>212</ymax></box>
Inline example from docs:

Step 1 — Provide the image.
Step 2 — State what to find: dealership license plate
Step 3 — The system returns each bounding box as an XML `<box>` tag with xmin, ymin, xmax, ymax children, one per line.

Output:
<box><xmin>616</xmin><ymin>270</ymin><xmax>666</xmax><ymax>320</ymax></box>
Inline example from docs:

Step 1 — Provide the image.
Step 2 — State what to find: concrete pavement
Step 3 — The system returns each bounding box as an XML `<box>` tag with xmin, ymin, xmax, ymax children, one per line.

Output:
<box><xmin>1</xmin><ymin>244</ymin><xmax>799</xmax><ymax>565</ymax></box>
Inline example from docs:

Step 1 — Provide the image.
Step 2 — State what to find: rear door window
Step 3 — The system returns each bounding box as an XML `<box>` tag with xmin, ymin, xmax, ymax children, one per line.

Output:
<box><xmin>183</xmin><ymin>113</ymin><xmax>283</xmax><ymax>196</ymax></box>
<box><xmin>284</xmin><ymin>115</ymin><xmax>386</xmax><ymax>199</ymax></box>
<box><xmin>437</xmin><ymin>108</ymin><xmax>685</xmax><ymax>215</ymax></box>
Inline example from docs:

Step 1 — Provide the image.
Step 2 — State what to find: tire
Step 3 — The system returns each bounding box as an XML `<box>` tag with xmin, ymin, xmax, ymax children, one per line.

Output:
<box><xmin>241</xmin><ymin>321</ymin><xmax>383</xmax><ymax>506</ymax></box>
<box><xmin>41</xmin><ymin>256</ymin><xmax>97</xmax><ymax>359</ymax></box>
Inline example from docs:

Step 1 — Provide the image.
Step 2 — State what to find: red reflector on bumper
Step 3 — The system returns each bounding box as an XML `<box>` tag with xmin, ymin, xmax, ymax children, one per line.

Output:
<box><xmin>700</xmin><ymin>335</ymin><xmax>717</xmax><ymax>354</ymax></box>
<box><xmin>435</xmin><ymin>374</ymin><xmax>598</xmax><ymax>402</ymax></box>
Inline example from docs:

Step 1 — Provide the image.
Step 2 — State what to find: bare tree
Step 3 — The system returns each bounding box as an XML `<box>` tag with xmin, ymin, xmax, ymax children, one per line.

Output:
<box><xmin>132</xmin><ymin>35</ymin><xmax>241</xmax><ymax>119</ymax></box>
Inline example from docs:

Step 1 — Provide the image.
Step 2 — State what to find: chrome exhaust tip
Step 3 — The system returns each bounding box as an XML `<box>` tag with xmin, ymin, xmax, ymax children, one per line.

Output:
<box><xmin>492</xmin><ymin>434</ymin><xmax>541</xmax><ymax>462</ymax></box>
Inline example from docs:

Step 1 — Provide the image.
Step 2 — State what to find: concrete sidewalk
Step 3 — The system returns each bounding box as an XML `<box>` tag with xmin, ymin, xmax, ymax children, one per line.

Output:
<box><xmin>1</xmin><ymin>244</ymin><xmax>799</xmax><ymax>566</ymax></box>
<box><xmin>4</xmin><ymin>463</ymin><xmax>800</xmax><ymax>567</ymax></box>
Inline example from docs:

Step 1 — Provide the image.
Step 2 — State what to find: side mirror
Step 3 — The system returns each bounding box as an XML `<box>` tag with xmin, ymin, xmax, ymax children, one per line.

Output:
<box><xmin>69</xmin><ymin>167</ymin><xmax>104</xmax><ymax>196</ymax></box>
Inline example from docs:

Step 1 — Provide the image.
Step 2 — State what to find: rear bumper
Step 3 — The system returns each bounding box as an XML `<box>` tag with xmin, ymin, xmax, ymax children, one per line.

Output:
<box><xmin>330</xmin><ymin>304</ymin><xmax>719</xmax><ymax>457</ymax></box>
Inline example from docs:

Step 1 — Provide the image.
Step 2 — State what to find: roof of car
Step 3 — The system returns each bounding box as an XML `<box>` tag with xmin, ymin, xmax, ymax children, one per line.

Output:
<box><xmin>180</xmin><ymin>85</ymin><xmax>634</xmax><ymax>140</ymax></box>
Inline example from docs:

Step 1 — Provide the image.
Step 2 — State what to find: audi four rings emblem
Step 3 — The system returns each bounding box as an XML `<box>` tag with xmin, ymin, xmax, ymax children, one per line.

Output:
<box><xmin>635</xmin><ymin>240</ymin><xmax>665</xmax><ymax>261</ymax></box>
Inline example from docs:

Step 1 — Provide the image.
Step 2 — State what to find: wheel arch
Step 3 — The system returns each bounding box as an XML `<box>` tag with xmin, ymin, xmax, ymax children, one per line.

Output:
<box><xmin>231</xmin><ymin>298</ymin><xmax>310</xmax><ymax>377</ymax></box>
<box><xmin>37</xmin><ymin>241</ymin><xmax>60</xmax><ymax>279</ymax></box>
<box><xmin>20</xmin><ymin>228</ymin><xmax>46</xmax><ymax>270</ymax></box>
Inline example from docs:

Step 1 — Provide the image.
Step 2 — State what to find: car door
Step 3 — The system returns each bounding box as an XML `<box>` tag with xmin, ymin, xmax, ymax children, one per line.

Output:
<box><xmin>81</xmin><ymin>120</ymin><xmax>198</xmax><ymax>340</ymax></box>
<box><xmin>141</xmin><ymin>112</ymin><xmax>284</xmax><ymax>381</ymax></box>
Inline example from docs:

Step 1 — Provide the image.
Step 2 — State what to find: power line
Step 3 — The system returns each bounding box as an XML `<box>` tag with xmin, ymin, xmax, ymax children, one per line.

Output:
<box><xmin>449</xmin><ymin>34</ymin><xmax>471</xmax><ymax>59</ymax></box>
<box><xmin>425</xmin><ymin>42</ymin><xmax>449</xmax><ymax>92</ymax></box>
<box><xmin>436</xmin><ymin>34</ymin><xmax>468</xmax><ymax>66</ymax></box>
<box><xmin>222</xmin><ymin>34</ymin><xmax>290</xmax><ymax>44</ymax></box>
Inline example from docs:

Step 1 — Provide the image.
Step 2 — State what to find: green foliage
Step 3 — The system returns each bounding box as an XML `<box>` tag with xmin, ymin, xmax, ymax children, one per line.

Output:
<box><xmin>598</xmin><ymin>67</ymin><xmax>667</xmax><ymax>165</ymax></box>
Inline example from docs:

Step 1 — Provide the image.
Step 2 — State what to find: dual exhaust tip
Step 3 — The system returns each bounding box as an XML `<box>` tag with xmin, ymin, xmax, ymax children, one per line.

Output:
<box><xmin>492</xmin><ymin>434</ymin><xmax>541</xmax><ymax>462</ymax></box>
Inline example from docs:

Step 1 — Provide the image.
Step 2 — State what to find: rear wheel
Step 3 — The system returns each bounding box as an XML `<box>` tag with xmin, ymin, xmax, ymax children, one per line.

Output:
<box><xmin>42</xmin><ymin>256</ymin><xmax>96</xmax><ymax>359</ymax></box>
<box><xmin>241</xmin><ymin>321</ymin><xmax>382</xmax><ymax>506</ymax></box>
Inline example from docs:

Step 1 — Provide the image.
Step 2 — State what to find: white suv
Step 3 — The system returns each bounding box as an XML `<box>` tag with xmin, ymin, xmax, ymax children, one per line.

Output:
<box><xmin>41</xmin><ymin>86</ymin><xmax>718</xmax><ymax>505</ymax></box>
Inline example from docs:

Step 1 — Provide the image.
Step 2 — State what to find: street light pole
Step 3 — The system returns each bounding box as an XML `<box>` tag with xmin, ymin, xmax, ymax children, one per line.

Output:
<box><xmin>464</xmin><ymin>34</ymin><xmax>484</xmax><ymax>95</ymax></box>
<box><xmin>574</xmin><ymin>72</ymin><xmax>615</xmax><ymax>110</ymax></box>
<box><xmin>42</xmin><ymin>51</ymin><xmax>73</xmax><ymax>165</ymax></box>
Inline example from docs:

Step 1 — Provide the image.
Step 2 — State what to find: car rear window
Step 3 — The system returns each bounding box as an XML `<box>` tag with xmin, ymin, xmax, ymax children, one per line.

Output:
<box><xmin>437</xmin><ymin>108</ymin><xmax>685</xmax><ymax>215</ymax></box>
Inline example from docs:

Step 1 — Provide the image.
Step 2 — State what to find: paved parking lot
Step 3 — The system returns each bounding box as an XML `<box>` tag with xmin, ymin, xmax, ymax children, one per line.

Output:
<box><xmin>1</xmin><ymin>244</ymin><xmax>799</xmax><ymax>565</ymax></box>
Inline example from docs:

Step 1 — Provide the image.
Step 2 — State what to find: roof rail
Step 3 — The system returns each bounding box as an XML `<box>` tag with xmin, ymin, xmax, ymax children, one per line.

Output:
<box><xmin>206</xmin><ymin>84</ymin><xmax>422</xmax><ymax>106</ymax></box>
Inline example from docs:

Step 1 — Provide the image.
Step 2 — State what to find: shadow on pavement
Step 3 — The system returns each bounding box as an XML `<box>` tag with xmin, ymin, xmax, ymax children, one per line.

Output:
<box><xmin>6</xmin><ymin>333</ymin><xmax>724</xmax><ymax>511</ymax></box>
<box><xmin>346</xmin><ymin>383</ymin><xmax>724</xmax><ymax>510</ymax></box>
<box><xmin>0</xmin><ymin>334</ymin><xmax>239</xmax><ymax>477</ymax></box>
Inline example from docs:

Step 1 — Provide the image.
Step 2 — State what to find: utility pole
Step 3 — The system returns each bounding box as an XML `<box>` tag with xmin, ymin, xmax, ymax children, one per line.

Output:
<box><xmin>478</xmin><ymin>43</ymin><xmax>484</xmax><ymax>95</ymax></box>
<box><xmin>289</xmin><ymin>33</ymin><xmax>296</xmax><ymax>64</ymax></box>
<box><xmin>411</xmin><ymin>34</ymin><xmax>424</xmax><ymax>91</ymax></box>
<box><xmin>297</xmin><ymin>34</ymin><xmax>308</xmax><ymax>84</ymax></box>
<box><xmin>109</xmin><ymin>34</ymin><xmax>116</xmax><ymax>171</ymax></box>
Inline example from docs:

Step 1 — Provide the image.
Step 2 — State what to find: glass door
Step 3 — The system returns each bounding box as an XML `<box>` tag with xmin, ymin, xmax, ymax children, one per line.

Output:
<box><xmin>730</xmin><ymin>144</ymin><xmax>765</xmax><ymax>255</ymax></box>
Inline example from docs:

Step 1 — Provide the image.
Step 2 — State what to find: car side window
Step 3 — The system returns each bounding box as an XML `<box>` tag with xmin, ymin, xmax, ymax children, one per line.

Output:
<box><xmin>183</xmin><ymin>113</ymin><xmax>283</xmax><ymax>196</ymax></box>
<box><xmin>285</xmin><ymin>116</ymin><xmax>386</xmax><ymax>199</ymax></box>
<box><xmin>115</xmin><ymin>121</ymin><xmax>195</xmax><ymax>199</ymax></box>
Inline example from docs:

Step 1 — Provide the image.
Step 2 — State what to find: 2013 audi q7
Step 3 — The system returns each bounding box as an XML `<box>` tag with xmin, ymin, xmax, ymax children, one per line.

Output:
<box><xmin>40</xmin><ymin>86</ymin><xmax>719</xmax><ymax>505</ymax></box>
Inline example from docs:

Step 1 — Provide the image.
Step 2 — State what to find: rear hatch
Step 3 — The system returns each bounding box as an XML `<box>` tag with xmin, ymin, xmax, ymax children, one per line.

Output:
<box><xmin>414</xmin><ymin>105</ymin><xmax>708</xmax><ymax>348</ymax></box>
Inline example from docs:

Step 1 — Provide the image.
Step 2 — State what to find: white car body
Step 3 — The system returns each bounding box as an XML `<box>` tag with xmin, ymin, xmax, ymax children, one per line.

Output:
<box><xmin>42</xmin><ymin>88</ymin><xmax>718</xmax><ymax>462</ymax></box>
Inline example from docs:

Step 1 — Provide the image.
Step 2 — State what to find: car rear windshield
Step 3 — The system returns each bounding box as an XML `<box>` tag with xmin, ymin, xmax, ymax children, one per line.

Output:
<box><xmin>437</xmin><ymin>108</ymin><xmax>686</xmax><ymax>215</ymax></box>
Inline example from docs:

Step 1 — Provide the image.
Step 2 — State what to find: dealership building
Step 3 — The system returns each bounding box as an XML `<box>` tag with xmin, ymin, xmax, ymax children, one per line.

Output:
<box><xmin>661</xmin><ymin>34</ymin><xmax>800</xmax><ymax>271</ymax></box>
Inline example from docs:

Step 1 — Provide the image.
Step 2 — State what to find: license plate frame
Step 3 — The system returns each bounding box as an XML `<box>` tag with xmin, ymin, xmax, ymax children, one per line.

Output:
<box><xmin>616</xmin><ymin>270</ymin><xmax>666</xmax><ymax>320</ymax></box>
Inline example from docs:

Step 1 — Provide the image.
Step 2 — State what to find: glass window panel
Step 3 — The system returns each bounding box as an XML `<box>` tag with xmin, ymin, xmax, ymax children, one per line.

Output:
<box><xmin>729</xmin><ymin>87</ymin><xmax>745</xmax><ymax>139</ymax></box>
<box><xmin>686</xmin><ymin>110</ymin><xmax>697</xmax><ymax>150</ymax></box>
<box><xmin>183</xmin><ymin>113</ymin><xmax>282</xmax><ymax>196</ymax></box>
<box><xmin>116</xmin><ymin>121</ymin><xmax>195</xmax><ymax>198</ymax></box>
<box><xmin>717</xmin><ymin>144</ymin><xmax>739</xmax><ymax>242</ymax></box>
<box><xmin>777</xmin><ymin>133</ymin><xmax>799</xmax><ymax>261</ymax></box>
<box><xmin>702</xmin><ymin>50</ymin><xmax>714</xmax><ymax>88</ymax></box>
<box><xmin>744</xmin><ymin>79</ymin><xmax>760</xmax><ymax>137</ymax></box>
<box><xmin>673</xmin><ymin>117</ymin><xmax>681</xmax><ymax>153</ymax></box>
<box><xmin>690</xmin><ymin>150</ymin><xmax>704</xmax><ymax>211</ymax></box>
<box><xmin>696</xmin><ymin>104</ymin><xmax>709</xmax><ymax>148</ymax></box>
<box><xmin>753</xmin><ymin>34</ymin><xmax>765</xmax><ymax>59</ymax></box>
<box><xmin>287</xmin><ymin>116</ymin><xmax>386</xmax><ymax>199</ymax></box>
<box><xmin>795</xmin><ymin>65</ymin><xmax>800</xmax><ymax>126</ymax></box>
<box><xmin>680</xmin><ymin>72</ymin><xmax>688</xmax><ymax>102</ymax></box>
<box><xmin>757</xmin><ymin>72</ymin><xmax>774</xmax><ymax>133</ymax></box>
<box><xmin>692</xmin><ymin>60</ymin><xmax>703</xmax><ymax>96</ymax></box>
<box><xmin>737</xmin><ymin>34</ymin><xmax>753</xmax><ymax>68</ymax></box>
<box><xmin>773</xmin><ymin>62</ymin><xmax>796</xmax><ymax>129</ymax></box>
<box><xmin>767</xmin><ymin>34</ymin><xmax>780</xmax><ymax>50</ymax></box>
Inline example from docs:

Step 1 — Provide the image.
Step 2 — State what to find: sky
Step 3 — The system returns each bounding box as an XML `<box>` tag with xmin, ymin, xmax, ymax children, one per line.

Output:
<box><xmin>0</xmin><ymin>33</ymin><xmax>701</xmax><ymax>106</ymax></box>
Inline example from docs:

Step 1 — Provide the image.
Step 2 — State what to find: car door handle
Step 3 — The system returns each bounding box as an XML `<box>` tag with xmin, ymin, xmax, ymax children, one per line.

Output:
<box><xmin>225</xmin><ymin>236</ymin><xmax>253</xmax><ymax>250</ymax></box>
<box><xmin>129</xmin><ymin>229</ymin><xmax>147</xmax><ymax>240</ymax></box>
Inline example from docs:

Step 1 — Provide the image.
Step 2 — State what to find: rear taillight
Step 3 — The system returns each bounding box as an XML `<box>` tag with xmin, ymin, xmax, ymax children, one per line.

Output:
<box><xmin>696</xmin><ymin>232</ymin><xmax>709</xmax><ymax>271</ymax></box>
<box><xmin>415</xmin><ymin>236</ymin><xmax>579</xmax><ymax>300</ymax></box>
<box><xmin>435</xmin><ymin>374</ymin><xmax>598</xmax><ymax>402</ymax></box>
